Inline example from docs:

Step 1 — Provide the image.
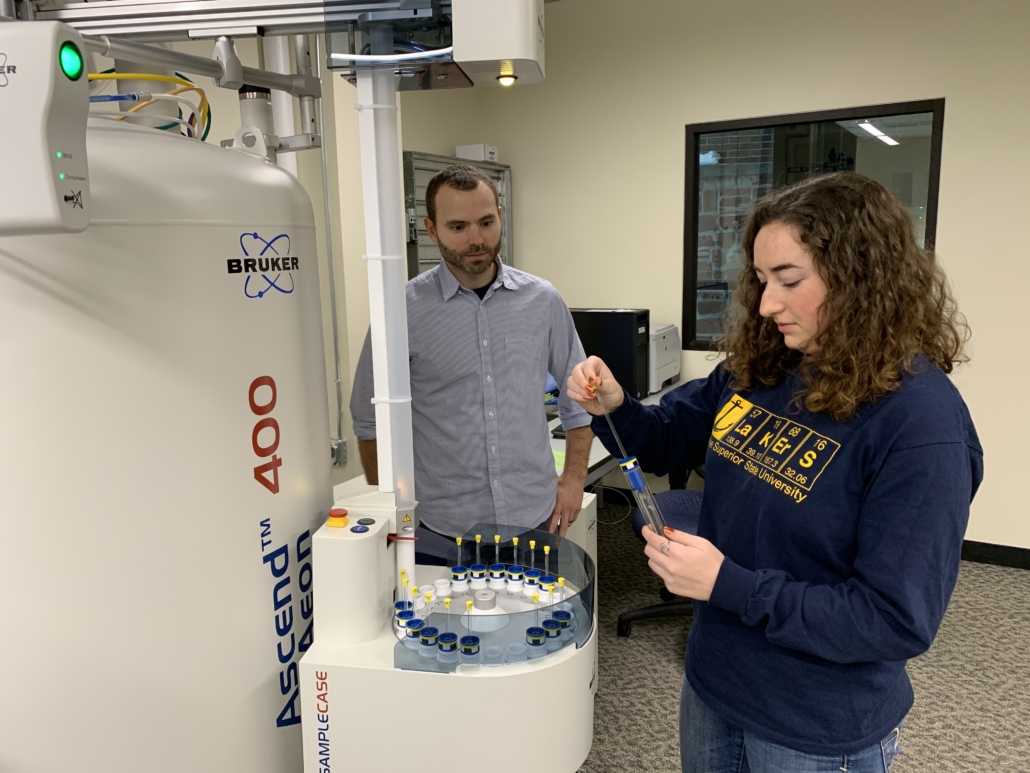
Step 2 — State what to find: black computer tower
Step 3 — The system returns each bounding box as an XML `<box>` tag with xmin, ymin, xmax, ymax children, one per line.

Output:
<box><xmin>570</xmin><ymin>309</ymin><xmax>650</xmax><ymax>400</ymax></box>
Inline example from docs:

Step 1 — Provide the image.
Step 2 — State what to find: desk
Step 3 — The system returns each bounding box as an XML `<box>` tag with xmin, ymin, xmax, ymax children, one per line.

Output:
<box><xmin>549</xmin><ymin>381</ymin><xmax>683</xmax><ymax>489</ymax></box>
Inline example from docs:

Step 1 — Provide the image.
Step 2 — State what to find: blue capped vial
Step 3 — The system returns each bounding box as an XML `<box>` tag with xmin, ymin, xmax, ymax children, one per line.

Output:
<box><xmin>507</xmin><ymin>565</ymin><xmax>525</xmax><ymax>592</ymax></box>
<box><xmin>553</xmin><ymin>609</ymin><xmax>573</xmax><ymax>639</ymax></box>
<box><xmin>526</xmin><ymin>626</ymin><xmax>547</xmax><ymax>658</ymax></box>
<box><xmin>437</xmin><ymin>631</ymin><xmax>459</xmax><ymax>664</ymax></box>
<box><xmin>404</xmin><ymin>618</ymin><xmax>425</xmax><ymax>651</ymax></box>
<box><xmin>395</xmin><ymin>609</ymin><xmax>415</xmax><ymax>635</ymax></box>
<box><xmin>459</xmin><ymin>635</ymin><xmax>481</xmax><ymax>665</ymax></box>
<box><xmin>542</xmin><ymin>618</ymin><xmax>562</xmax><ymax>651</ymax></box>
<box><xmin>419</xmin><ymin>626</ymin><xmax>440</xmax><ymax>658</ymax></box>
<box><xmin>619</xmin><ymin>456</ymin><xmax>647</xmax><ymax>491</ymax></box>
<box><xmin>488</xmin><ymin>563</ymin><xmax>507</xmax><ymax>590</ymax></box>
<box><xmin>523</xmin><ymin>568</ymin><xmax>542</xmax><ymax>596</ymax></box>
<box><xmin>469</xmin><ymin>563</ymin><xmax>488</xmax><ymax>590</ymax></box>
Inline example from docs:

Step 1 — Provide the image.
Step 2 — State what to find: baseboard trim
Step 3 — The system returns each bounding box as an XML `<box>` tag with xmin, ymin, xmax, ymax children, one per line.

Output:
<box><xmin>962</xmin><ymin>540</ymin><xmax>1030</xmax><ymax>570</ymax></box>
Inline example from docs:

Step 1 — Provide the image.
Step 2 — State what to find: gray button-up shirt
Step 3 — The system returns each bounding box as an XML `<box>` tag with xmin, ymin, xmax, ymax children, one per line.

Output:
<box><xmin>350</xmin><ymin>259</ymin><xmax>591</xmax><ymax>536</ymax></box>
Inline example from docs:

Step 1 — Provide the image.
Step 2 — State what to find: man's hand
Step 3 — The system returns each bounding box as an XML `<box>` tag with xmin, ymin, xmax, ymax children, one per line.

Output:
<box><xmin>642</xmin><ymin>525</ymin><xmax>725</xmax><ymax>601</ymax></box>
<box><xmin>547</xmin><ymin>472</ymin><xmax>586</xmax><ymax>540</ymax></box>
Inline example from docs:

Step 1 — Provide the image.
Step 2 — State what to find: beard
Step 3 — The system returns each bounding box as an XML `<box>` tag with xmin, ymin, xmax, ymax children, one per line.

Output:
<box><xmin>438</xmin><ymin>236</ymin><xmax>502</xmax><ymax>277</ymax></box>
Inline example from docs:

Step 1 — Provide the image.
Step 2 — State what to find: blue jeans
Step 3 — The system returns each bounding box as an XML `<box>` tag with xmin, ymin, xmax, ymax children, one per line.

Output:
<box><xmin>680</xmin><ymin>679</ymin><xmax>903</xmax><ymax>773</ymax></box>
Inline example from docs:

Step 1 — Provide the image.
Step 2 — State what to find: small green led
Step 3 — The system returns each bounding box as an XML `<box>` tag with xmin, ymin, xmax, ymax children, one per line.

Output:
<box><xmin>59</xmin><ymin>41</ymin><xmax>84</xmax><ymax>81</ymax></box>
<box><xmin>56</xmin><ymin>151</ymin><xmax>63</xmax><ymax>159</ymax></box>
<box><xmin>59</xmin><ymin>173</ymin><xmax>66</xmax><ymax>180</ymax></box>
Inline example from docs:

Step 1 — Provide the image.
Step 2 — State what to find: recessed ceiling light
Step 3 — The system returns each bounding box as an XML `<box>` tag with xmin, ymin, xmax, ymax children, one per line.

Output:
<box><xmin>877</xmin><ymin>135</ymin><xmax>900</xmax><ymax>146</ymax></box>
<box><xmin>858</xmin><ymin>122</ymin><xmax>884</xmax><ymax>137</ymax></box>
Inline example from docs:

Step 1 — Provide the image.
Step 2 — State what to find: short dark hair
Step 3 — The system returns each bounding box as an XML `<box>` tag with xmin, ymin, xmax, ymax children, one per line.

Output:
<box><xmin>425</xmin><ymin>165</ymin><xmax>499</xmax><ymax>224</ymax></box>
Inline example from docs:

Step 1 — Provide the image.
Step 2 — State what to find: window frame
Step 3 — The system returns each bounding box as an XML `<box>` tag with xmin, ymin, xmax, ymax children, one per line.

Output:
<box><xmin>682</xmin><ymin>98</ymin><xmax>946</xmax><ymax>351</ymax></box>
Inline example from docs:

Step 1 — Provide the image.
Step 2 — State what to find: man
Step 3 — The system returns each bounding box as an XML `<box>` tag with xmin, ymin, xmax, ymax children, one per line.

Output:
<box><xmin>350</xmin><ymin>165</ymin><xmax>592</xmax><ymax>559</ymax></box>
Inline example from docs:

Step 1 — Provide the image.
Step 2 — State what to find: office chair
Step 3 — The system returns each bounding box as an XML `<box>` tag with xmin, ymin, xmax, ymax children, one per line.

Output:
<box><xmin>616</xmin><ymin>481</ymin><xmax>703</xmax><ymax>637</ymax></box>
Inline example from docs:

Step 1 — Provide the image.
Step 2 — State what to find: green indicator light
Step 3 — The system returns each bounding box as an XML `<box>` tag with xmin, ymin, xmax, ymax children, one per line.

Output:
<box><xmin>56</xmin><ymin>151</ymin><xmax>63</xmax><ymax>159</ymax></box>
<box><xmin>59</xmin><ymin>42</ymin><xmax>84</xmax><ymax>81</ymax></box>
<box><xmin>59</xmin><ymin>173</ymin><xmax>66</xmax><ymax>180</ymax></box>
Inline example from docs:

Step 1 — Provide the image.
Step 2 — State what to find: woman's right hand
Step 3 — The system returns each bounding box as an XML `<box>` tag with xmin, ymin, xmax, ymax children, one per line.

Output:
<box><xmin>567</xmin><ymin>356</ymin><xmax>624</xmax><ymax>416</ymax></box>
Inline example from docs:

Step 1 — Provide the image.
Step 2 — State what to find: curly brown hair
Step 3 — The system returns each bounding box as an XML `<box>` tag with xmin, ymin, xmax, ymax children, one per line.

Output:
<box><xmin>722</xmin><ymin>172</ymin><xmax>969</xmax><ymax>421</ymax></box>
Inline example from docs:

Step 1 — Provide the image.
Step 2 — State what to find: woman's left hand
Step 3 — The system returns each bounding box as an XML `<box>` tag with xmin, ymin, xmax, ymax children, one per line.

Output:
<box><xmin>642</xmin><ymin>525</ymin><xmax>725</xmax><ymax>602</ymax></box>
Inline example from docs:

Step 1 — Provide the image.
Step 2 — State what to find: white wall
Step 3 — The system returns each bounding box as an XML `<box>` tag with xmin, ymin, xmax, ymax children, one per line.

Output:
<box><xmin>390</xmin><ymin>0</ymin><xmax>1030</xmax><ymax>549</ymax></box>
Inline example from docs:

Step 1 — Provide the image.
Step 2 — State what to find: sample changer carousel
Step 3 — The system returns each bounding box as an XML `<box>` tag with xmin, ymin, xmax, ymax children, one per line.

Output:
<box><xmin>300</xmin><ymin>478</ymin><xmax>599</xmax><ymax>773</ymax></box>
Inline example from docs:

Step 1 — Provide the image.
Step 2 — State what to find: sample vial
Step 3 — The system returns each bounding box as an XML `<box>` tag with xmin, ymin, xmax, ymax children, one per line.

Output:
<box><xmin>523</xmin><ymin>568</ymin><xmax>542</xmax><ymax>597</ymax></box>
<box><xmin>542</xmin><ymin>619</ymin><xmax>562</xmax><ymax>652</ymax></box>
<box><xmin>553</xmin><ymin>610</ymin><xmax>574</xmax><ymax>642</ymax></box>
<box><xmin>506</xmin><ymin>565</ymin><xmax>525</xmax><ymax>592</ymax></box>
<box><xmin>539</xmin><ymin>575</ymin><xmax>557</xmax><ymax>598</ymax></box>
<box><xmin>459</xmin><ymin>635</ymin><xmax>481</xmax><ymax>666</ymax></box>
<box><xmin>437</xmin><ymin>632</ymin><xmax>459</xmax><ymax>664</ymax></box>
<box><xmin>419</xmin><ymin>626</ymin><xmax>440</xmax><ymax>659</ymax></box>
<box><xmin>488</xmin><ymin>563</ymin><xmax>507</xmax><ymax>590</ymax></box>
<box><xmin>404</xmin><ymin>618</ymin><xmax>425</xmax><ymax>651</ymax></box>
<box><xmin>469</xmin><ymin>563</ymin><xmax>488</xmax><ymax>590</ymax></box>
<box><xmin>434</xmin><ymin>578</ymin><xmax>452</xmax><ymax>598</ymax></box>
<box><xmin>395</xmin><ymin>609</ymin><xmax>414</xmax><ymax>640</ymax></box>
<box><xmin>525</xmin><ymin>626</ymin><xmax>547</xmax><ymax>659</ymax></box>
<box><xmin>451</xmin><ymin>565</ymin><xmax>470</xmax><ymax>593</ymax></box>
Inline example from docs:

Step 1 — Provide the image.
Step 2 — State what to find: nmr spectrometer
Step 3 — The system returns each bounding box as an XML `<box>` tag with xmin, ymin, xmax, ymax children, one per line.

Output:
<box><xmin>0</xmin><ymin>3</ymin><xmax>598</xmax><ymax>772</ymax></box>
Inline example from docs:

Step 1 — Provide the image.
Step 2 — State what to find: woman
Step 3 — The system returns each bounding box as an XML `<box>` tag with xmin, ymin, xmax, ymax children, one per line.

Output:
<box><xmin>568</xmin><ymin>172</ymin><xmax>983</xmax><ymax>773</ymax></box>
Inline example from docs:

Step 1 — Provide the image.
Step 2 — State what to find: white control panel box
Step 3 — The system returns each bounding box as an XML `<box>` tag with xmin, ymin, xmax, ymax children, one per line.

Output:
<box><xmin>0</xmin><ymin>22</ymin><xmax>90</xmax><ymax>236</ymax></box>
<box><xmin>452</xmin><ymin>0</ymin><xmax>545</xmax><ymax>86</ymax></box>
<box><xmin>456</xmin><ymin>143</ymin><xmax>499</xmax><ymax>162</ymax></box>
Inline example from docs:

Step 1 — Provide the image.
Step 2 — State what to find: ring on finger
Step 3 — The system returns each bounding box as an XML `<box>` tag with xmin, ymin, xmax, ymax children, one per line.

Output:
<box><xmin>659</xmin><ymin>542</ymin><xmax>670</xmax><ymax>555</ymax></box>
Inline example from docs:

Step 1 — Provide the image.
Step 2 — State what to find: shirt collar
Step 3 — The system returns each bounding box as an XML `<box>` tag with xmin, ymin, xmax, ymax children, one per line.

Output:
<box><xmin>437</xmin><ymin>255</ymin><xmax>516</xmax><ymax>301</ymax></box>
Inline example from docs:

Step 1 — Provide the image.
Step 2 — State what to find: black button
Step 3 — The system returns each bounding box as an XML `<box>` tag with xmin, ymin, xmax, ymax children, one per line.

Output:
<box><xmin>357</xmin><ymin>518</ymin><xmax>375</xmax><ymax>526</ymax></box>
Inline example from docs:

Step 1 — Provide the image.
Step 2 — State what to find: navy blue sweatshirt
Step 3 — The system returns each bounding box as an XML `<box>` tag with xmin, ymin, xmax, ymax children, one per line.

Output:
<box><xmin>593</xmin><ymin>361</ymin><xmax>983</xmax><ymax>755</ymax></box>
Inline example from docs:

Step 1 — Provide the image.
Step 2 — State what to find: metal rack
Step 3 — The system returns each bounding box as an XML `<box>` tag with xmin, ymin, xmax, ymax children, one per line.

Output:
<box><xmin>402</xmin><ymin>150</ymin><xmax>513</xmax><ymax>278</ymax></box>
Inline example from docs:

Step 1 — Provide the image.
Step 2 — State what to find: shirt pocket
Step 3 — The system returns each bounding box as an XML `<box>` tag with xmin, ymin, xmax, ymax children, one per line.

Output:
<box><xmin>504</xmin><ymin>336</ymin><xmax>543</xmax><ymax>388</ymax></box>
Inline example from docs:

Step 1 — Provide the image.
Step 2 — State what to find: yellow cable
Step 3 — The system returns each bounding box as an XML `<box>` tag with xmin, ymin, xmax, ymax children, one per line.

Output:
<box><xmin>88</xmin><ymin>73</ymin><xmax>209</xmax><ymax>135</ymax></box>
<box><xmin>128</xmin><ymin>86</ymin><xmax>209</xmax><ymax>135</ymax></box>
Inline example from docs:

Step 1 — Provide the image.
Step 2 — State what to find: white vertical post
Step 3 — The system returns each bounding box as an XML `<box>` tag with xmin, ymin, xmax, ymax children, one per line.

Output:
<box><xmin>355</xmin><ymin>25</ymin><xmax>416</xmax><ymax>531</ymax></box>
